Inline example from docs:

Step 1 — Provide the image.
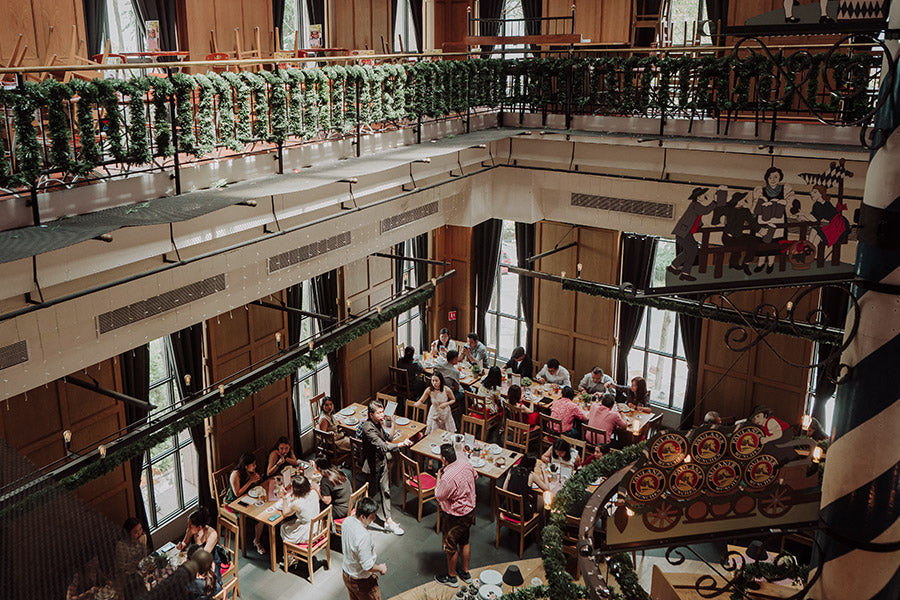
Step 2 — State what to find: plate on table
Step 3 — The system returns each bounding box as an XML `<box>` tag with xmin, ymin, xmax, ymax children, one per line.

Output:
<box><xmin>430</xmin><ymin>443</ymin><xmax>441</xmax><ymax>454</ymax></box>
<box><xmin>248</xmin><ymin>486</ymin><xmax>266</xmax><ymax>498</ymax></box>
<box><xmin>340</xmin><ymin>407</ymin><xmax>356</xmax><ymax>416</ymax></box>
<box><xmin>488</xmin><ymin>444</ymin><xmax>502</xmax><ymax>455</ymax></box>
<box><xmin>343</xmin><ymin>416</ymin><xmax>359</xmax><ymax>426</ymax></box>
<box><xmin>479</xmin><ymin>584</ymin><xmax>502</xmax><ymax>600</ymax></box>
<box><xmin>395</xmin><ymin>417</ymin><xmax>410</xmax><ymax>426</ymax></box>
<box><xmin>480</xmin><ymin>569</ymin><xmax>503</xmax><ymax>586</ymax></box>
<box><xmin>470</xmin><ymin>457</ymin><xmax>486</xmax><ymax>468</ymax></box>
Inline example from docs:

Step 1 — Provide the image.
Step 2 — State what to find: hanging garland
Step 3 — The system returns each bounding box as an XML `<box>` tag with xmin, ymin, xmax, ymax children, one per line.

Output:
<box><xmin>94</xmin><ymin>78</ymin><xmax>127</xmax><ymax>162</ymax></box>
<box><xmin>312</xmin><ymin>69</ymin><xmax>331</xmax><ymax>133</ymax></box>
<box><xmin>728</xmin><ymin>556</ymin><xmax>808</xmax><ymax>600</ymax></box>
<box><xmin>0</xmin><ymin>90</ymin><xmax>12</xmax><ymax>185</ymax></box>
<box><xmin>11</xmin><ymin>82</ymin><xmax>44</xmax><ymax>185</ymax></box>
<box><xmin>192</xmin><ymin>73</ymin><xmax>218</xmax><ymax>155</ymax></box>
<box><xmin>221</xmin><ymin>71</ymin><xmax>252</xmax><ymax>142</ymax></box>
<box><xmin>259</xmin><ymin>70</ymin><xmax>289</xmax><ymax>143</ymax></box>
<box><xmin>171</xmin><ymin>73</ymin><xmax>197</xmax><ymax>153</ymax></box>
<box><xmin>283</xmin><ymin>68</ymin><xmax>306</xmax><ymax>137</ymax></box>
<box><xmin>206</xmin><ymin>72</ymin><xmax>241</xmax><ymax>152</ymax></box>
<box><xmin>357</xmin><ymin>65</ymin><xmax>374</xmax><ymax>124</ymax></box>
<box><xmin>322</xmin><ymin>66</ymin><xmax>348</xmax><ymax>134</ymax></box>
<box><xmin>371</xmin><ymin>65</ymin><xmax>386</xmax><ymax>123</ymax></box>
<box><xmin>302</xmin><ymin>69</ymin><xmax>320</xmax><ymax>138</ymax></box>
<box><xmin>241</xmin><ymin>71</ymin><xmax>269</xmax><ymax>140</ymax></box>
<box><xmin>117</xmin><ymin>78</ymin><xmax>152</xmax><ymax>165</ymax></box>
<box><xmin>37</xmin><ymin>78</ymin><xmax>75</xmax><ymax>173</ymax></box>
<box><xmin>345</xmin><ymin>66</ymin><xmax>362</xmax><ymax>127</ymax></box>
<box><xmin>149</xmin><ymin>77</ymin><xmax>174</xmax><ymax>157</ymax></box>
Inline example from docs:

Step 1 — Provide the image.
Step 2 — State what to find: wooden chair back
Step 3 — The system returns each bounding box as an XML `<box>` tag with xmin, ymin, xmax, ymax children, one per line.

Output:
<box><xmin>560</xmin><ymin>435</ymin><xmax>587</xmax><ymax>464</ymax></box>
<box><xmin>461</xmin><ymin>414</ymin><xmax>484</xmax><ymax>441</ymax></box>
<box><xmin>399</xmin><ymin>453</ymin><xmax>438</xmax><ymax>527</ymax></box>
<box><xmin>283</xmin><ymin>506</ymin><xmax>332</xmax><ymax>581</ymax></box>
<box><xmin>309</xmin><ymin>392</ymin><xmax>325</xmax><ymax>427</ymax></box>
<box><xmin>349</xmin><ymin>436</ymin><xmax>365</xmax><ymax>489</ymax></box>
<box><xmin>582</xmin><ymin>423</ymin><xmax>608</xmax><ymax>448</ymax></box>
<box><xmin>217</xmin><ymin>516</ymin><xmax>240</xmax><ymax>592</ymax></box>
<box><xmin>314</xmin><ymin>428</ymin><xmax>348</xmax><ymax>465</ymax></box>
<box><xmin>465</xmin><ymin>390</ymin><xmax>500</xmax><ymax>441</ymax></box>
<box><xmin>215</xmin><ymin>575</ymin><xmax>239</xmax><ymax>600</ymax></box>
<box><xmin>562</xmin><ymin>513</ymin><xmax>582</xmax><ymax>579</ymax></box>
<box><xmin>335</xmin><ymin>482</ymin><xmax>369</xmax><ymax>536</ymax></box>
<box><xmin>212</xmin><ymin>463</ymin><xmax>236</xmax><ymax>520</ymax></box>
<box><xmin>405</xmin><ymin>398</ymin><xmax>426</xmax><ymax>423</ymax></box>
<box><xmin>539</xmin><ymin>413</ymin><xmax>563</xmax><ymax>453</ymax></box>
<box><xmin>376</xmin><ymin>392</ymin><xmax>397</xmax><ymax>408</ymax></box>
<box><xmin>485</xmin><ymin>347</ymin><xmax>497</xmax><ymax>367</ymax></box>
<box><xmin>495</xmin><ymin>486</ymin><xmax>540</xmax><ymax>557</ymax></box>
<box><xmin>388</xmin><ymin>367</ymin><xmax>410</xmax><ymax>398</ymax></box>
<box><xmin>503</xmin><ymin>419</ymin><xmax>531</xmax><ymax>454</ymax></box>
<box><xmin>646</xmin><ymin>413</ymin><xmax>664</xmax><ymax>439</ymax></box>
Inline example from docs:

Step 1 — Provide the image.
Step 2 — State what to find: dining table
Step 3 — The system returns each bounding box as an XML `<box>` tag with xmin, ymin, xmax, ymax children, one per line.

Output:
<box><xmin>410</xmin><ymin>428</ymin><xmax>521</xmax><ymax>521</ymax></box>
<box><xmin>335</xmin><ymin>402</ymin><xmax>426</xmax><ymax>444</ymax></box>
<box><xmin>227</xmin><ymin>461</ymin><xmax>315</xmax><ymax>571</ymax></box>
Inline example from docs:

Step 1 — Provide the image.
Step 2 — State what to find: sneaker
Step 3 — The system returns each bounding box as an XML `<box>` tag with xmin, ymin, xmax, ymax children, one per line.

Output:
<box><xmin>435</xmin><ymin>574</ymin><xmax>459</xmax><ymax>588</ymax></box>
<box><xmin>385</xmin><ymin>521</ymin><xmax>405</xmax><ymax>536</ymax></box>
<box><xmin>457</xmin><ymin>570</ymin><xmax>472</xmax><ymax>583</ymax></box>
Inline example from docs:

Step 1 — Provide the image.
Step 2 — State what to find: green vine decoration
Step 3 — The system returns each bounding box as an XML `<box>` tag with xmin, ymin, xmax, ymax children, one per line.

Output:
<box><xmin>241</xmin><ymin>71</ymin><xmax>269</xmax><ymax>140</ymax></box>
<box><xmin>284</xmin><ymin>69</ymin><xmax>306</xmax><ymax>137</ymax></box>
<box><xmin>729</xmin><ymin>556</ymin><xmax>808</xmax><ymax>600</ymax></box>
<box><xmin>117</xmin><ymin>78</ymin><xmax>152</xmax><ymax>165</ymax></box>
<box><xmin>260</xmin><ymin>70</ymin><xmax>289</xmax><ymax>143</ymax></box>
<box><xmin>150</xmin><ymin>77</ymin><xmax>174</xmax><ymax>157</ymax></box>
<box><xmin>171</xmin><ymin>73</ymin><xmax>197</xmax><ymax>153</ymax></box>
<box><xmin>193</xmin><ymin>74</ymin><xmax>217</xmax><ymax>155</ymax></box>
<box><xmin>371</xmin><ymin>65</ymin><xmax>386</xmax><ymax>123</ymax></box>
<box><xmin>322</xmin><ymin>66</ymin><xmax>347</xmax><ymax>134</ymax></box>
<box><xmin>206</xmin><ymin>72</ymin><xmax>241</xmax><ymax>151</ymax></box>
<box><xmin>38</xmin><ymin>79</ymin><xmax>75</xmax><ymax>173</ymax></box>
<box><xmin>94</xmin><ymin>78</ymin><xmax>126</xmax><ymax>162</ymax></box>
<box><xmin>221</xmin><ymin>71</ymin><xmax>252</xmax><ymax>142</ymax></box>
<box><xmin>10</xmin><ymin>83</ymin><xmax>43</xmax><ymax>185</ymax></box>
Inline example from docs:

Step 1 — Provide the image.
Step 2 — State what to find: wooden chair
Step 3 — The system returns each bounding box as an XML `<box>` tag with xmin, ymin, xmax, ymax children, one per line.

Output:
<box><xmin>376</xmin><ymin>392</ymin><xmax>397</xmax><ymax>410</ymax></box>
<box><xmin>397</xmin><ymin>342</ymin><xmax>405</xmax><ymax>359</ymax></box>
<box><xmin>212</xmin><ymin>463</ymin><xmax>237</xmax><ymax>523</ymax></box>
<box><xmin>539</xmin><ymin>413</ymin><xmax>563</xmax><ymax>453</ymax></box>
<box><xmin>583</xmin><ymin>423</ymin><xmax>608</xmax><ymax>449</ymax></box>
<box><xmin>562</xmin><ymin>513</ymin><xmax>582</xmax><ymax>579</ymax></box>
<box><xmin>561</xmin><ymin>435</ymin><xmax>587</xmax><ymax>465</ymax></box>
<box><xmin>495</xmin><ymin>487</ymin><xmax>541</xmax><ymax>558</ymax></box>
<box><xmin>486</xmin><ymin>347</ymin><xmax>497</xmax><ymax>367</ymax></box>
<box><xmin>461</xmin><ymin>414</ymin><xmax>484</xmax><ymax>442</ymax></box>
<box><xmin>217</xmin><ymin>516</ymin><xmax>241</xmax><ymax>597</ymax></box>
<box><xmin>205</xmin><ymin>52</ymin><xmax>233</xmax><ymax>73</ymax></box>
<box><xmin>388</xmin><ymin>366</ymin><xmax>411</xmax><ymax>400</ymax></box>
<box><xmin>405</xmin><ymin>398</ymin><xmax>426</xmax><ymax>423</ymax></box>
<box><xmin>314</xmin><ymin>428</ymin><xmax>350</xmax><ymax>466</ymax></box>
<box><xmin>309</xmin><ymin>392</ymin><xmax>325</xmax><ymax>427</ymax></box>
<box><xmin>631</xmin><ymin>0</ymin><xmax>670</xmax><ymax>47</ymax></box>
<box><xmin>503</xmin><ymin>419</ymin><xmax>531</xmax><ymax>454</ymax></box>
<box><xmin>334</xmin><ymin>482</ymin><xmax>368</xmax><ymax>537</ymax></box>
<box><xmin>283</xmin><ymin>506</ymin><xmax>332</xmax><ymax>582</ymax></box>
<box><xmin>646</xmin><ymin>413</ymin><xmax>665</xmax><ymax>439</ymax></box>
<box><xmin>214</xmin><ymin>575</ymin><xmax>239</xmax><ymax>600</ymax></box>
<box><xmin>400</xmin><ymin>453</ymin><xmax>439</xmax><ymax>529</ymax></box>
<box><xmin>349</xmin><ymin>436</ymin><xmax>365</xmax><ymax>489</ymax></box>
<box><xmin>464</xmin><ymin>391</ymin><xmax>502</xmax><ymax>441</ymax></box>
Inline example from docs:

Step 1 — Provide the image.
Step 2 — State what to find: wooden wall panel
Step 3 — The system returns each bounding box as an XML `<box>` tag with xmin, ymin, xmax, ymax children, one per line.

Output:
<box><xmin>0</xmin><ymin>0</ymin><xmax>88</xmax><ymax>66</ymax></box>
<box><xmin>533</xmin><ymin>221</ymin><xmax>619</xmax><ymax>381</ymax></box>
<box><xmin>330</xmin><ymin>0</ymin><xmax>393</xmax><ymax>52</ymax></box>
<box><xmin>208</xmin><ymin>292</ymin><xmax>290</xmax><ymax>470</ymax></box>
<box><xmin>543</xmin><ymin>0</ymin><xmax>630</xmax><ymax>46</ymax></box>
<box><xmin>182</xmin><ymin>0</ymin><xmax>274</xmax><ymax>62</ymax></box>
<box><xmin>432</xmin><ymin>225</ymin><xmax>473</xmax><ymax>341</ymax></box>
<box><xmin>0</xmin><ymin>357</ymin><xmax>135</xmax><ymax>528</ymax></box>
<box><xmin>434</xmin><ymin>0</ymin><xmax>469</xmax><ymax>49</ymax></box>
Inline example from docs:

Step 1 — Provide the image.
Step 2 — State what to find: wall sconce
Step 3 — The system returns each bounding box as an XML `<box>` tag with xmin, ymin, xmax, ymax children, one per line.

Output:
<box><xmin>99</xmin><ymin>445</ymin><xmax>107</xmax><ymax>459</ymax></box>
<box><xmin>275</xmin><ymin>332</ymin><xmax>282</xmax><ymax>351</ymax></box>
<box><xmin>801</xmin><ymin>414</ymin><xmax>811</xmax><ymax>432</ymax></box>
<box><xmin>218</xmin><ymin>385</ymin><xmax>225</xmax><ymax>397</ymax></box>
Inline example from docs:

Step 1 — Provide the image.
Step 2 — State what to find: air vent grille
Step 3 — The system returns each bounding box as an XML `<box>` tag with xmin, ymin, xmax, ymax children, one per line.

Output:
<box><xmin>380</xmin><ymin>201</ymin><xmax>439</xmax><ymax>233</ymax></box>
<box><xmin>571</xmin><ymin>193</ymin><xmax>673</xmax><ymax>219</ymax></box>
<box><xmin>98</xmin><ymin>274</ymin><xmax>226</xmax><ymax>334</ymax></box>
<box><xmin>268</xmin><ymin>232</ymin><xmax>352</xmax><ymax>273</ymax></box>
<box><xmin>0</xmin><ymin>340</ymin><xmax>28</xmax><ymax>370</ymax></box>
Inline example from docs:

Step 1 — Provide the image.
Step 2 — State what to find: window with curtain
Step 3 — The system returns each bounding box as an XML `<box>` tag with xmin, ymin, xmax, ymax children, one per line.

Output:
<box><xmin>141</xmin><ymin>337</ymin><xmax>198</xmax><ymax>530</ymax></box>
<box><xmin>485</xmin><ymin>220</ymin><xmax>527</xmax><ymax>361</ymax></box>
<box><xmin>295</xmin><ymin>278</ymin><xmax>332</xmax><ymax>433</ymax></box>
<box><xmin>495</xmin><ymin>0</ymin><xmax>526</xmax><ymax>58</ymax></box>
<box><xmin>626</xmin><ymin>239</ymin><xmax>689</xmax><ymax>410</ymax></box>
<box><xmin>667</xmin><ymin>0</ymin><xmax>712</xmax><ymax>45</ymax></box>
<box><xmin>807</xmin><ymin>361</ymin><xmax>836</xmax><ymax>434</ymax></box>
<box><xmin>105</xmin><ymin>0</ymin><xmax>143</xmax><ymax>53</ymax></box>
<box><xmin>282</xmin><ymin>0</ymin><xmax>312</xmax><ymax>51</ymax></box>
<box><xmin>396</xmin><ymin>239</ymin><xmax>422</xmax><ymax>349</ymax></box>
<box><xmin>394</xmin><ymin>0</ymin><xmax>419</xmax><ymax>52</ymax></box>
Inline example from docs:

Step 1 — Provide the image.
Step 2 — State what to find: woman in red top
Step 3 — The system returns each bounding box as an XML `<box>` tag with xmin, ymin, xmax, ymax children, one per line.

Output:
<box><xmin>750</xmin><ymin>406</ymin><xmax>790</xmax><ymax>444</ymax></box>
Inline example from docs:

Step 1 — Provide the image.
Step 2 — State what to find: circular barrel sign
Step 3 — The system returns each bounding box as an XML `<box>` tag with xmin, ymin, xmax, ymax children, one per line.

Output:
<box><xmin>669</xmin><ymin>463</ymin><xmax>705</xmax><ymax>499</ymax></box>
<box><xmin>628</xmin><ymin>466</ymin><xmax>666</xmax><ymax>502</ymax></box>
<box><xmin>690</xmin><ymin>429</ymin><xmax>727</xmax><ymax>465</ymax></box>
<box><xmin>744</xmin><ymin>454</ymin><xmax>779</xmax><ymax>489</ymax></box>
<box><xmin>706</xmin><ymin>459</ymin><xmax>741</xmax><ymax>494</ymax></box>
<box><xmin>730</xmin><ymin>425</ymin><xmax>765</xmax><ymax>460</ymax></box>
<box><xmin>649</xmin><ymin>432</ymin><xmax>688</xmax><ymax>468</ymax></box>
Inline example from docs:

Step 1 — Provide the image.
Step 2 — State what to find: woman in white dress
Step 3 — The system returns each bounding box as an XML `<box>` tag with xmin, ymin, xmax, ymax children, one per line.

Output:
<box><xmin>414</xmin><ymin>372</ymin><xmax>456</xmax><ymax>434</ymax></box>
<box><xmin>280</xmin><ymin>475</ymin><xmax>320</xmax><ymax>545</ymax></box>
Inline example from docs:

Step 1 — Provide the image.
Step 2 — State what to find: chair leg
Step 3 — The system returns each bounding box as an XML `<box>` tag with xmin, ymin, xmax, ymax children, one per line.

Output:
<box><xmin>283</xmin><ymin>546</ymin><xmax>289</xmax><ymax>573</ymax></box>
<box><xmin>417</xmin><ymin>495</ymin><xmax>423</xmax><ymax>522</ymax></box>
<box><xmin>495</xmin><ymin>521</ymin><xmax>500</xmax><ymax>548</ymax></box>
<box><xmin>519</xmin><ymin>531</ymin><xmax>524</xmax><ymax>558</ymax></box>
<box><xmin>309</xmin><ymin>553</ymin><xmax>314</xmax><ymax>584</ymax></box>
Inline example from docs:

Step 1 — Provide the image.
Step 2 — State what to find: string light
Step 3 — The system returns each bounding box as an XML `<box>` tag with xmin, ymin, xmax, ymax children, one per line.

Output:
<box><xmin>812</xmin><ymin>446</ymin><xmax>823</xmax><ymax>463</ymax></box>
<box><xmin>577</xmin><ymin>263</ymin><xmax>583</xmax><ymax>277</ymax></box>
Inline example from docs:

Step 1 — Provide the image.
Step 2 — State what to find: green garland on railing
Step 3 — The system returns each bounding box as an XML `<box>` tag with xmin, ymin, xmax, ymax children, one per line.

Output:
<box><xmin>296</xmin><ymin>69</ymin><xmax>318</xmax><ymax>139</ymax></box>
<box><xmin>38</xmin><ymin>79</ymin><xmax>75</xmax><ymax>173</ymax></box>
<box><xmin>729</xmin><ymin>556</ymin><xmax>808</xmax><ymax>600</ymax></box>
<box><xmin>357</xmin><ymin>65</ymin><xmax>374</xmax><ymax>124</ymax></box>
<box><xmin>206</xmin><ymin>72</ymin><xmax>241</xmax><ymax>151</ymax></box>
<box><xmin>193</xmin><ymin>73</ymin><xmax>217</xmax><ymax>155</ymax></box>
<box><xmin>0</xmin><ymin>91</ymin><xmax>11</xmax><ymax>184</ymax></box>
<box><xmin>241</xmin><ymin>71</ymin><xmax>269</xmax><ymax>140</ymax></box>
<box><xmin>221</xmin><ymin>71</ymin><xmax>252</xmax><ymax>142</ymax></box>
<box><xmin>313</xmin><ymin>69</ymin><xmax>330</xmax><ymax>133</ymax></box>
<box><xmin>117</xmin><ymin>78</ymin><xmax>152</xmax><ymax>165</ymax></box>
<box><xmin>284</xmin><ymin>69</ymin><xmax>306</xmax><ymax>137</ymax></box>
<box><xmin>345</xmin><ymin>65</ymin><xmax>362</xmax><ymax>126</ymax></box>
<box><xmin>94</xmin><ymin>78</ymin><xmax>127</xmax><ymax>162</ymax></box>
<box><xmin>371</xmin><ymin>66</ymin><xmax>386</xmax><ymax>122</ymax></box>
<box><xmin>11</xmin><ymin>82</ymin><xmax>43</xmax><ymax>185</ymax></box>
<box><xmin>171</xmin><ymin>73</ymin><xmax>197</xmax><ymax>153</ymax></box>
<box><xmin>259</xmin><ymin>70</ymin><xmax>289</xmax><ymax>143</ymax></box>
<box><xmin>149</xmin><ymin>77</ymin><xmax>174</xmax><ymax>157</ymax></box>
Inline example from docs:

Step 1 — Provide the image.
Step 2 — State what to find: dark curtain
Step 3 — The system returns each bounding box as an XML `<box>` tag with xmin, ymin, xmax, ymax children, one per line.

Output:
<box><xmin>285</xmin><ymin>284</ymin><xmax>305</xmax><ymax>451</ymax></box>
<box><xmin>678</xmin><ymin>307</ymin><xmax>703</xmax><ymax>430</ymax></box>
<box><xmin>393</xmin><ymin>242</ymin><xmax>406</xmax><ymax>296</ymax></box>
<box><xmin>392</xmin><ymin>0</ymin><xmax>423</xmax><ymax>52</ymax></box>
<box><xmin>273</xmin><ymin>0</ymin><xmax>286</xmax><ymax>48</ymax></box>
<box><xmin>616</xmin><ymin>233</ymin><xmax>658</xmax><ymax>384</ymax></box>
<box><xmin>119</xmin><ymin>345</ymin><xmax>153</xmax><ymax>549</ymax></box>
<box><xmin>413</xmin><ymin>233</ymin><xmax>429</xmax><ymax>351</ymax></box>
<box><xmin>133</xmin><ymin>0</ymin><xmax>178</xmax><ymax>51</ymax></box>
<box><xmin>473</xmin><ymin>219</ymin><xmax>503</xmax><ymax>340</ymax></box>
<box><xmin>812</xmin><ymin>287</ymin><xmax>849</xmax><ymax>423</ymax></box>
<box><xmin>306</xmin><ymin>0</ymin><xmax>326</xmax><ymax>46</ymax></box>
<box><xmin>83</xmin><ymin>0</ymin><xmax>108</xmax><ymax>58</ymax></box>
<box><xmin>705</xmin><ymin>0</ymin><xmax>729</xmax><ymax>46</ymax></box>
<box><xmin>479</xmin><ymin>0</ymin><xmax>505</xmax><ymax>54</ymax></box>
<box><xmin>312</xmin><ymin>270</ymin><xmax>341</xmax><ymax>403</ymax></box>
<box><xmin>170</xmin><ymin>325</ymin><xmax>213</xmax><ymax>511</ymax></box>
<box><xmin>521</xmin><ymin>0</ymin><xmax>541</xmax><ymax>52</ymax></box>
<box><xmin>515</xmin><ymin>222</ymin><xmax>536</xmax><ymax>355</ymax></box>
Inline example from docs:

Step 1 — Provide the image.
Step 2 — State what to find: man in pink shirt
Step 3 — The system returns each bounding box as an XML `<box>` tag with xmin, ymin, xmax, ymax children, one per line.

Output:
<box><xmin>587</xmin><ymin>394</ymin><xmax>628</xmax><ymax>446</ymax></box>
<box><xmin>434</xmin><ymin>443</ymin><xmax>478</xmax><ymax>587</ymax></box>
<box><xmin>550</xmin><ymin>386</ymin><xmax>588</xmax><ymax>437</ymax></box>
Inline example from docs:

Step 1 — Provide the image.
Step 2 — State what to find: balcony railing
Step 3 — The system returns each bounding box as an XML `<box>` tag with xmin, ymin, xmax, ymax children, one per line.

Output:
<box><xmin>0</xmin><ymin>39</ymin><xmax>886</xmax><ymax>226</ymax></box>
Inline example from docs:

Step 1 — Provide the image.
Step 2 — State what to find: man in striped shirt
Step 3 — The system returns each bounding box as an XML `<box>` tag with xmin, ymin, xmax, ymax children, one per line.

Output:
<box><xmin>433</xmin><ymin>443</ymin><xmax>478</xmax><ymax>587</ymax></box>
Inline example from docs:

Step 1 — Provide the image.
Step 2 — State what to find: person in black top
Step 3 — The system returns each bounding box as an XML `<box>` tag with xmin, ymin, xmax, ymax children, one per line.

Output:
<box><xmin>607</xmin><ymin>376</ymin><xmax>651</xmax><ymax>412</ymax></box>
<box><xmin>315</xmin><ymin>457</ymin><xmax>352</xmax><ymax>519</ymax></box>
<box><xmin>360</xmin><ymin>401</ymin><xmax>412</xmax><ymax>535</ymax></box>
<box><xmin>719</xmin><ymin>191</ymin><xmax>761</xmax><ymax>276</ymax></box>
<box><xmin>397</xmin><ymin>346</ymin><xmax>427</xmax><ymax>397</ymax></box>
<box><xmin>504</xmin><ymin>347</ymin><xmax>533</xmax><ymax>378</ymax></box>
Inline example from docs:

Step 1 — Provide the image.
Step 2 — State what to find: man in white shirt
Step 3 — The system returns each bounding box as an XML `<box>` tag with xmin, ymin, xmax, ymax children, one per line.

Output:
<box><xmin>578</xmin><ymin>366</ymin><xmax>614</xmax><ymax>395</ymax></box>
<box><xmin>341</xmin><ymin>497</ymin><xmax>388</xmax><ymax>600</ymax></box>
<box><xmin>535</xmin><ymin>358</ymin><xmax>571</xmax><ymax>387</ymax></box>
<box><xmin>460</xmin><ymin>332</ymin><xmax>488</xmax><ymax>366</ymax></box>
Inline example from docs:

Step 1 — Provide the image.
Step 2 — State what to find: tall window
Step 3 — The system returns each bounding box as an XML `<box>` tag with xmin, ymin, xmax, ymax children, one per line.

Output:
<box><xmin>485</xmin><ymin>221</ymin><xmax>527</xmax><ymax>362</ymax></box>
<box><xmin>393</xmin><ymin>0</ymin><xmax>418</xmax><ymax>52</ymax></box>
<box><xmin>106</xmin><ymin>0</ymin><xmax>143</xmax><ymax>54</ymax></box>
<box><xmin>626</xmin><ymin>239</ymin><xmax>689</xmax><ymax>410</ymax></box>
<box><xmin>667</xmin><ymin>0</ymin><xmax>712</xmax><ymax>46</ymax></box>
<box><xmin>396</xmin><ymin>239</ymin><xmax>422</xmax><ymax>350</ymax></box>
<box><xmin>295</xmin><ymin>279</ymin><xmax>332</xmax><ymax>433</ymax></box>
<box><xmin>282</xmin><ymin>0</ymin><xmax>312</xmax><ymax>51</ymax></box>
<box><xmin>493</xmin><ymin>0</ymin><xmax>526</xmax><ymax>59</ymax></box>
<box><xmin>141</xmin><ymin>337</ymin><xmax>198</xmax><ymax>530</ymax></box>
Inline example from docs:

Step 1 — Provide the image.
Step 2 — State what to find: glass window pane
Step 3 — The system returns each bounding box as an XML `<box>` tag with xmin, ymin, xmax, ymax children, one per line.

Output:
<box><xmin>179</xmin><ymin>443</ymin><xmax>199</xmax><ymax>507</ymax></box>
<box><xmin>151</xmin><ymin>436</ymin><xmax>175</xmax><ymax>460</ymax></box>
<box><xmin>149</xmin><ymin>339</ymin><xmax>168</xmax><ymax>384</ymax></box>
<box><xmin>627</xmin><ymin>348</ymin><xmax>646</xmax><ymax>383</ymax></box>
<box><xmin>646</xmin><ymin>355</ymin><xmax>673</xmax><ymax>406</ymax></box>
<box><xmin>178</xmin><ymin>429</ymin><xmax>192</xmax><ymax>447</ymax></box>
<box><xmin>296</xmin><ymin>381</ymin><xmax>313</xmax><ymax>433</ymax></box>
<box><xmin>647</xmin><ymin>309</ymin><xmax>676</xmax><ymax>353</ymax></box>
<box><xmin>140</xmin><ymin>468</ymin><xmax>153</xmax><ymax>526</ymax></box>
<box><xmin>499</xmin><ymin>272</ymin><xmax>519</xmax><ymax>316</ymax></box>
<box><xmin>672</xmin><ymin>360</ymin><xmax>689</xmax><ymax>410</ymax></box>
<box><xmin>149</xmin><ymin>457</ymin><xmax>179</xmax><ymax>523</ymax></box>
<box><xmin>633</xmin><ymin>313</ymin><xmax>649</xmax><ymax>351</ymax></box>
<box><xmin>498</xmin><ymin>316</ymin><xmax>517</xmax><ymax>359</ymax></box>
<box><xmin>316</xmin><ymin>367</ymin><xmax>331</xmax><ymax>397</ymax></box>
<box><xmin>149</xmin><ymin>384</ymin><xmax>171</xmax><ymax>413</ymax></box>
<box><xmin>410</xmin><ymin>317</ymin><xmax>421</xmax><ymax>353</ymax></box>
<box><xmin>486</xmin><ymin>312</ymin><xmax>498</xmax><ymax>350</ymax></box>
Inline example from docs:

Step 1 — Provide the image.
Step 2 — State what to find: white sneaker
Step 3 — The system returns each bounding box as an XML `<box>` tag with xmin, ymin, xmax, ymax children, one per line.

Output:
<box><xmin>385</xmin><ymin>521</ymin><xmax>405</xmax><ymax>536</ymax></box>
